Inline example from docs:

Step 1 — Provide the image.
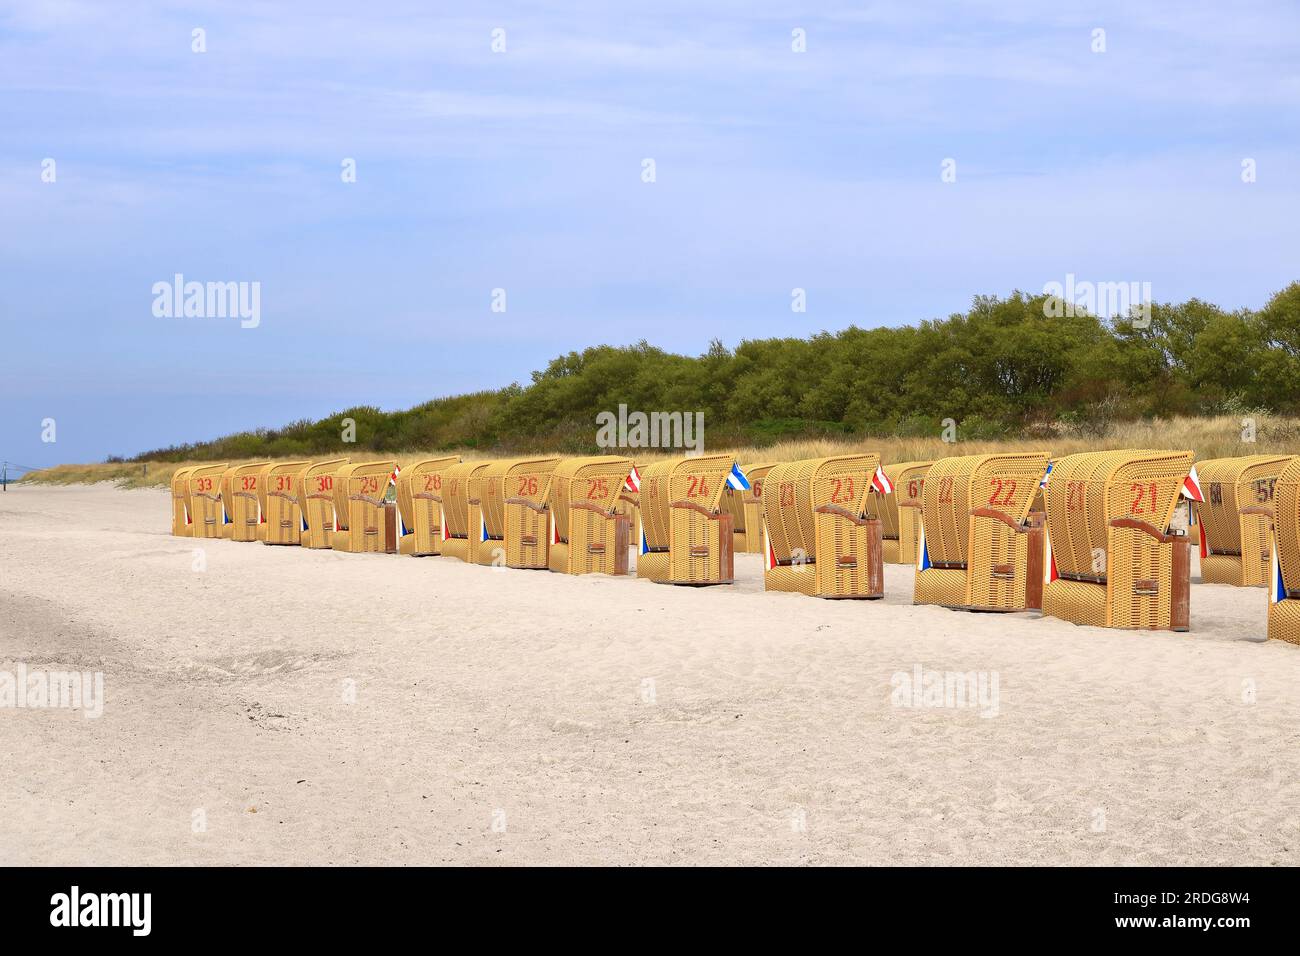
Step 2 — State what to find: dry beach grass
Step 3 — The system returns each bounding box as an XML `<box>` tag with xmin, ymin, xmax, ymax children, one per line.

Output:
<box><xmin>22</xmin><ymin>415</ymin><xmax>1297</xmax><ymax>490</ymax></box>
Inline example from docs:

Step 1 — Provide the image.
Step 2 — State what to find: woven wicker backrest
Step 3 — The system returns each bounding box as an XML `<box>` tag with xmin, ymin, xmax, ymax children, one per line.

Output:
<box><xmin>920</xmin><ymin>453</ymin><xmax>1048</xmax><ymax>566</ymax></box>
<box><xmin>1044</xmin><ymin>450</ymin><xmax>1193</xmax><ymax>580</ymax></box>
<box><xmin>263</xmin><ymin>461</ymin><xmax>308</xmax><ymax>533</ymax></box>
<box><xmin>639</xmin><ymin>460</ymin><xmax>674</xmax><ymax>549</ymax></box>
<box><xmin>186</xmin><ymin>463</ymin><xmax>228</xmax><ymax>533</ymax></box>
<box><xmin>1195</xmin><ymin>455</ymin><xmax>1291</xmax><ymax>554</ymax></box>
<box><xmin>398</xmin><ymin>458</ymin><xmax>459</xmax><ymax>515</ymax></box>
<box><xmin>343</xmin><ymin>461</ymin><xmax>395</xmax><ymax>502</ymax></box>
<box><xmin>441</xmin><ymin>461</ymin><xmax>492</xmax><ymax>538</ymax></box>
<box><xmin>170</xmin><ymin>466</ymin><xmax>196</xmax><ymax>531</ymax></box>
<box><xmin>764</xmin><ymin>454</ymin><xmax>881</xmax><ymax>563</ymax></box>
<box><xmin>399</xmin><ymin>456</ymin><xmax>461</xmax><ymax>535</ymax></box>
<box><xmin>330</xmin><ymin>462</ymin><xmax>367</xmax><ymax>527</ymax></box>
<box><xmin>170</xmin><ymin>466</ymin><xmax>195</xmax><ymax>501</ymax></box>
<box><xmin>225</xmin><ymin>461</ymin><xmax>272</xmax><ymax>529</ymax></box>
<box><xmin>480</xmin><ymin>457</ymin><xmax>561</xmax><ymax>538</ymax></box>
<box><xmin>296</xmin><ymin>458</ymin><xmax>346</xmax><ymax>517</ymax></box>
<box><xmin>547</xmin><ymin>456</ymin><xmax>634</xmax><ymax>541</ymax></box>
<box><xmin>639</xmin><ymin>455</ymin><xmax>736</xmax><ymax>549</ymax></box>
<box><xmin>868</xmin><ymin>460</ymin><xmax>932</xmax><ymax>540</ymax></box>
<box><xmin>1273</xmin><ymin>458</ymin><xmax>1300</xmax><ymax>592</ymax></box>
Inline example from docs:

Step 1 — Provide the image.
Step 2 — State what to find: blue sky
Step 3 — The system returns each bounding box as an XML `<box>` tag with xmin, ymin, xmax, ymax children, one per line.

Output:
<box><xmin>2</xmin><ymin>0</ymin><xmax>1297</xmax><ymax>466</ymax></box>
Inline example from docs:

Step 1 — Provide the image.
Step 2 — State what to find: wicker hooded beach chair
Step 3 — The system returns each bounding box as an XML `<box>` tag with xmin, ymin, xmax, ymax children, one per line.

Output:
<box><xmin>186</xmin><ymin>464</ymin><xmax>230</xmax><ymax>539</ymax></box>
<box><xmin>295</xmin><ymin>459</ymin><xmax>348</xmax><ymax>548</ymax></box>
<box><xmin>545</xmin><ymin>456</ymin><xmax>636</xmax><ymax>575</ymax></box>
<box><xmin>478</xmin><ymin>456</ymin><xmax>562</xmax><ymax>568</ymax></box>
<box><xmin>170</xmin><ymin>466</ymin><xmax>197</xmax><ymax>536</ymax></box>
<box><xmin>261</xmin><ymin>460</ymin><xmax>310</xmax><ymax>545</ymax></box>
<box><xmin>911</xmin><ymin>452</ymin><xmax>1050</xmax><ymax>612</ymax></box>
<box><xmin>1194</xmin><ymin>455</ymin><xmax>1292</xmax><ymax>587</ymax></box>
<box><xmin>1041</xmin><ymin>450</ymin><xmax>1197</xmax><ymax>630</ymax></box>
<box><xmin>637</xmin><ymin>455</ymin><xmax>743</xmax><ymax>585</ymax></box>
<box><xmin>439</xmin><ymin>460</ymin><xmax>495</xmax><ymax>562</ymax></box>
<box><xmin>1265</xmin><ymin>458</ymin><xmax>1300</xmax><ymax>645</ymax></box>
<box><xmin>222</xmin><ymin>461</ymin><xmax>273</xmax><ymax>542</ymax></box>
<box><xmin>330</xmin><ymin>460</ymin><xmax>399</xmax><ymax>554</ymax></box>
<box><xmin>761</xmin><ymin>455</ymin><xmax>886</xmax><ymax>599</ymax></box>
<box><xmin>395</xmin><ymin>456</ymin><xmax>462</xmax><ymax>556</ymax></box>
<box><xmin>721</xmin><ymin>462</ymin><xmax>777</xmax><ymax>554</ymax></box>
<box><xmin>867</xmin><ymin>460</ymin><xmax>932</xmax><ymax>564</ymax></box>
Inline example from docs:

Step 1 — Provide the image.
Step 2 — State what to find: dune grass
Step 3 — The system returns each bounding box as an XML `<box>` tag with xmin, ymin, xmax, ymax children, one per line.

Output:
<box><xmin>21</xmin><ymin>415</ymin><xmax>1297</xmax><ymax>490</ymax></box>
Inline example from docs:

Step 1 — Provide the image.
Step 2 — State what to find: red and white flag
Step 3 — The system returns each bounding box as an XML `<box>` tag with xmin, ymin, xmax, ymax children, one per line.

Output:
<box><xmin>871</xmin><ymin>466</ymin><xmax>894</xmax><ymax>496</ymax></box>
<box><xmin>623</xmin><ymin>465</ymin><xmax>641</xmax><ymax>493</ymax></box>
<box><xmin>389</xmin><ymin>464</ymin><xmax>402</xmax><ymax>487</ymax></box>
<box><xmin>1181</xmin><ymin>465</ymin><xmax>1204</xmax><ymax>502</ymax></box>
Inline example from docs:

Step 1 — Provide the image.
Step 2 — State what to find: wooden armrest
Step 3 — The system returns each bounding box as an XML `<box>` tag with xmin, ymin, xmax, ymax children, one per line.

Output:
<box><xmin>1108</xmin><ymin>517</ymin><xmax>1180</xmax><ymax>543</ymax></box>
<box><xmin>505</xmin><ymin>496</ymin><xmax>547</xmax><ymax>514</ymax></box>
<box><xmin>969</xmin><ymin>507</ymin><xmax>1024</xmax><ymax>530</ymax></box>
<box><xmin>813</xmin><ymin>504</ymin><xmax>874</xmax><ymax>527</ymax></box>
<box><xmin>670</xmin><ymin>500</ymin><xmax>720</xmax><ymax>518</ymax></box>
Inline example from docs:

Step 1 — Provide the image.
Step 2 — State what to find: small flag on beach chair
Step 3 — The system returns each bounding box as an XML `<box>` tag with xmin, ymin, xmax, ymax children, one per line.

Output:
<box><xmin>1181</xmin><ymin>465</ymin><xmax>1204</xmax><ymax>502</ymax></box>
<box><xmin>725</xmin><ymin>462</ymin><xmax>751</xmax><ymax>491</ymax></box>
<box><xmin>624</xmin><ymin>466</ymin><xmax>641</xmax><ymax>493</ymax></box>
<box><xmin>871</xmin><ymin>466</ymin><xmax>894</xmax><ymax>495</ymax></box>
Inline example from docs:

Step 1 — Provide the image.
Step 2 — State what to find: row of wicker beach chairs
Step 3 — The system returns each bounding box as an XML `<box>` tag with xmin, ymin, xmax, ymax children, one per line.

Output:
<box><xmin>168</xmin><ymin>450</ymin><xmax>1300</xmax><ymax>643</ymax></box>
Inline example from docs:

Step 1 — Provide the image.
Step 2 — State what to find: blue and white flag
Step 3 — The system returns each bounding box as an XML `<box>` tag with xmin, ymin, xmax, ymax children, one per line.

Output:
<box><xmin>1040</xmin><ymin>461</ymin><xmax>1053</xmax><ymax>489</ymax></box>
<box><xmin>917</xmin><ymin>517</ymin><xmax>931</xmax><ymax>572</ymax></box>
<box><xmin>726</xmin><ymin>462</ymin><xmax>751</xmax><ymax>491</ymax></box>
<box><xmin>640</xmin><ymin>519</ymin><xmax>649</xmax><ymax>555</ymax></box>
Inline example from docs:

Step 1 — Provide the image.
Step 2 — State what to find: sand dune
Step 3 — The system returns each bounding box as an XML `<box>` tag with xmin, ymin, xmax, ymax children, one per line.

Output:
<box><xmin>1</xmin><ymin>483</ymin><xmax>1297</xmax><ymax>865</ymax></box>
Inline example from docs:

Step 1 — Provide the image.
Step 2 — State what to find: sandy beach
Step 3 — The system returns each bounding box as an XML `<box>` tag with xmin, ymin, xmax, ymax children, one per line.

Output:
<box><xmin>2</xmin><ymin>482</ymin><xmax>1297</xmax><ymax>866</ymax></box>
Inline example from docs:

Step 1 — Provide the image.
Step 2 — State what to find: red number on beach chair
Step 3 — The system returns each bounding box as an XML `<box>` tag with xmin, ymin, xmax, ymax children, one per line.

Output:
<box><xmin>987</xmin><ymin>478</ymin><xmax>1016</xmax><ymax>506</ymax></box>
<box><xmin>424</xmin><ymin>474</ymin><xmax>442</xmax><ymax>492</ymax></box>
<box><xmin>1129</xmin><ymin>482</ymin><xmax>1158</xmax><ymax>514</ymax></box>
<box><xmin>906</xmin><ymin>479</ymin><xmax>920</xmax><ymax>501</ymax></box>
<box><xmin>752</xmin><ymin>480</ymin><xmax>763</xmax><ymax>498</ymax></box>
<box><xmin>937</xmin><ymin>477</ymin><xmax>954</xmax><ymax>504</ymax></box>
<box><xmin>196</xmin><ymin>477</ymin><xmax>213</xmax><ymax>491</ymax></box>
<box><xmin>517</xmin><ymin>475</ymin><xmax>539</xmax><ymax>497</ymax></box>
<box><xmin>1066</xmin><ymin>480</ymin><xmax>1086</xmax><ymax>512</ymax></box>
<box><xmin>831</xmin><ymin>477</ymin><xmax>856</xmax><ymax>503</ymax></box>
<box><xmin>778</xmin><ymin>481</ymin><xmax>795</xmax><ymax>508</ymax></box>
<box><xmin>360</xmin><ymin>476</ymin><xmax>380</xmax><ymax>494</ymax></box>
<box><xmin>317</xmin><ymin>475</ymin><xmax>333</xmax><ymax>492</ymax></box>
<box><xmin>241</xmin><ymin>475</ymin><xmax>257</xmax><ymax>491</ymax></box>
<box><xmin>687</xmin><ymin>477</ymin><xmax>710</xmax><ymax>498</ymax></box>
<box><xmin>275</xmin><ymin>475</ymin><xmax>293</xmax><ymax>491</ymax></box>
<box><xmin>586</xmin><ymin>478</ymin><xmax>609</xmax><ymax>499</ymax></box>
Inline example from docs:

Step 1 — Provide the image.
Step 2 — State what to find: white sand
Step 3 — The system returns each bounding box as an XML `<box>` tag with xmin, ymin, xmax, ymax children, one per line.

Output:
<box><xmin>1</xmin><ymin>482</ymin><xmax>1297</xmax><ymax>866</ymax></box>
